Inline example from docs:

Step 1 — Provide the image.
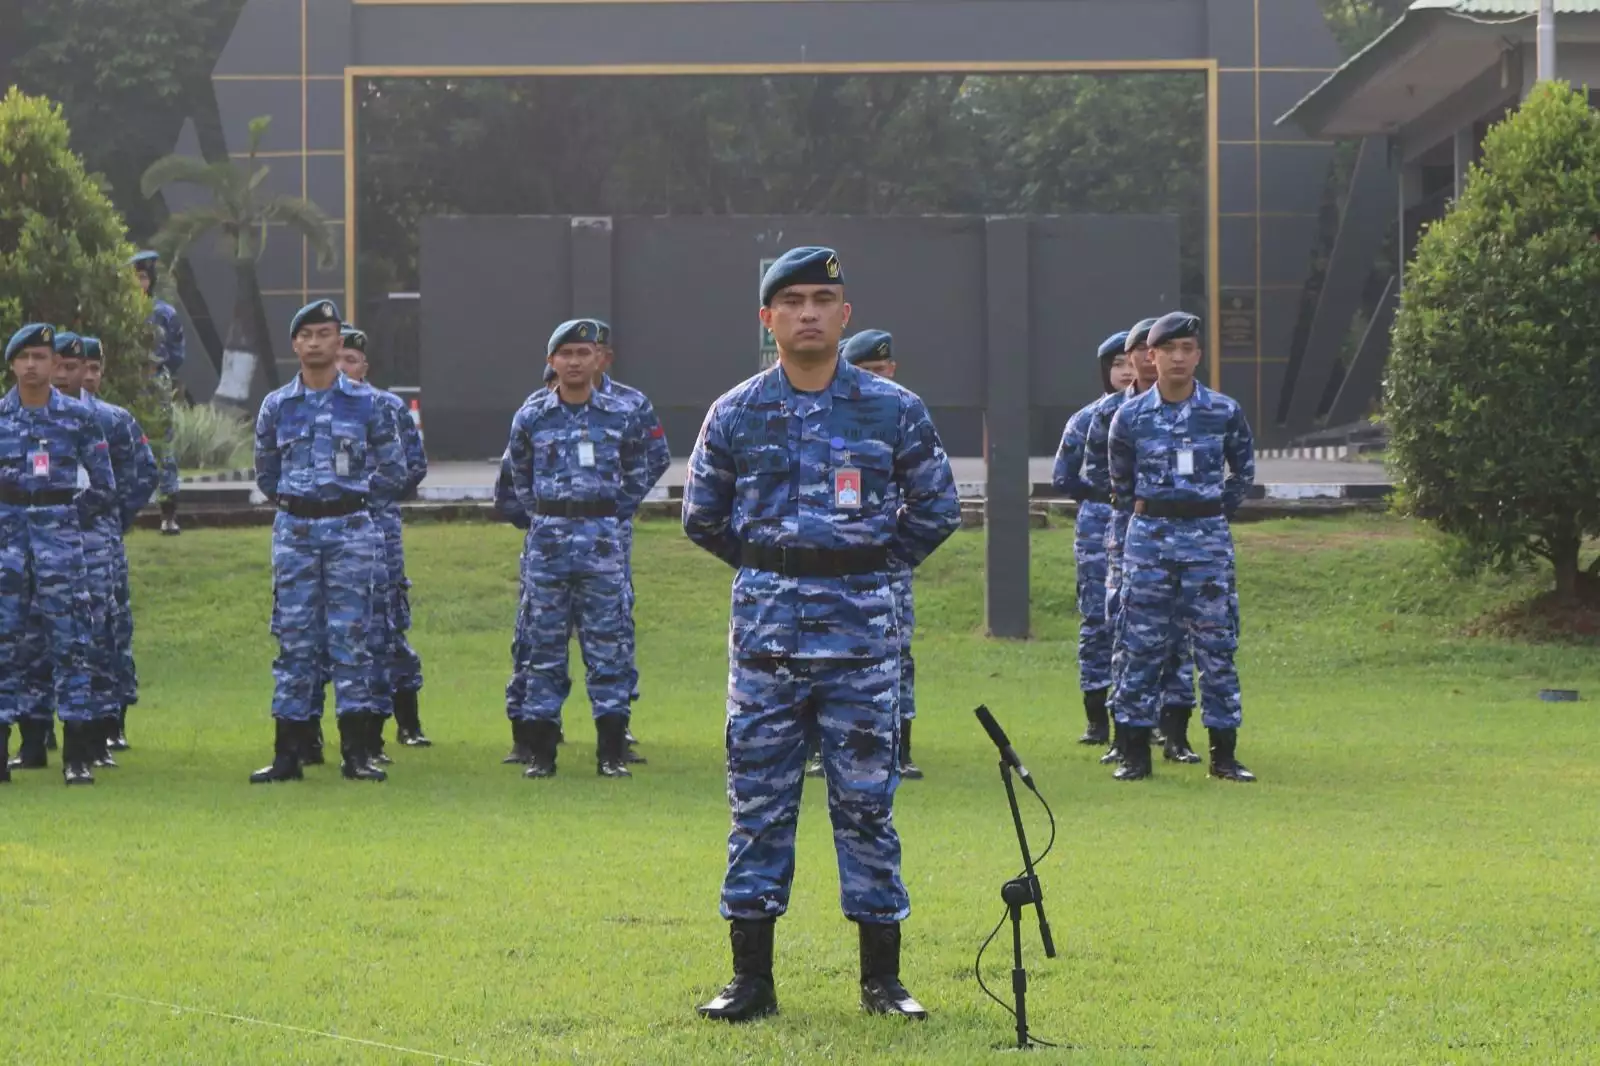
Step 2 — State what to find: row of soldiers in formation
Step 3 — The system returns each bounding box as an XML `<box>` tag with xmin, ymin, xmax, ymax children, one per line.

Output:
<box><xmin>1052</xmin><ymin>315</ymin><xmax>1257</xmax><ymax>782</ymax></box>
<box><xmin>1</xmin><ymin>252</ymin><xmax>189</xmax><ymax>782</ymax></box>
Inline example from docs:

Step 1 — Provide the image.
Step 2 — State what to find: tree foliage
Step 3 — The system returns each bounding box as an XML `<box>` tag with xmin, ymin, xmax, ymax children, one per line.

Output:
<box><xmin>0</xmin><ymin>87</ymin><xmax>167</xmax><ymax>437</ymax></box>
<box><xmin>1387</xmin><ymin>84</ymin><xmax>1600</xmax><ymax>603</ymax></box>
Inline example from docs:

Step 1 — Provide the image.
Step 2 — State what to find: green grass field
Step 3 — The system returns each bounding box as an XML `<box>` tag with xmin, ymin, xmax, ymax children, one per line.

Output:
<box><xmin>4</xmin><ymin>516</ymin><xmax>1598</xmax><ymax>1064</ymax></box>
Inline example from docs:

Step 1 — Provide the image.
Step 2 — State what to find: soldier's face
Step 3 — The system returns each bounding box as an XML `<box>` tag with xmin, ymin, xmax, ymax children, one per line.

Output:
<box><xmin>760</xmin><ymin>285</ymin><xmax>851</xmax><ymax>359</ymax></box>
<box><xmin>549</xmin><ymin>342</ymin><xmax>599</xmax><ymax>388</ymax></box>
<box><xmin>855</xmin><ymin>359</ymin><xmax>896</xmax><ymax>380</ymax></box>
<box><xmin>136</xmin><ymin>272</ymin><xmax>152</xmax><ymax>295</ymax></box>
<box><xmin>83</xmin><ymin>362</ymin><xmax>104</xmax><ymax>393</ymax></box>
<box><xmin>293</xmin><ymin>322</ymin><xmax>341</xmax><ymax>369</ymax></box>
<box><xmin>54</xmin><ymin>356</ymin><xmax>86</xmax><ymax>392</ymax></box>
<box><xmin>10</xmin><ymin>347</ymin><xmax>54</xmax><ymax>389</ymax></box>
<box><xmin>1154</xmin><ymin>339</ymin><xmax>1202</xmax><ymax>386</ymax></box>
<box><xmin>1130</xmin><ymin>342</ymin><xmax>1159</xmax><ymax>386</ymax></box>
<box><xmin>1108</xmin><ymin>353</ymin><xmax>1136</xmax><ymax>391</ymax></box>
<box><xmin>337</xmin><ymin>347</ymin><xmax>368</xmax><ymax>381</ymax></box>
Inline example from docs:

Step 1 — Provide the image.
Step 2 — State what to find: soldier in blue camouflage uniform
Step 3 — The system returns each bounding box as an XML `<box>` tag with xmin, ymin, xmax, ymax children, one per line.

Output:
<box><xmin>503</xmin><ymin>319</ymin><xmax>651</xmax><ymax>778</ymax></box>
<box><xmin>42</xmin><ymin>333</ymin><xmax>157</xmax><ymax>769</ymax></box>
<box><xmin>130</xmin><ymin>252</ymin><xmax>185</xmax><ymax>536</ymax></box>
<box><xmin>328</xmin><ymin>326</ymin><xmax>432</xmax><ymax>763</ymax></box>
<box><xmin>1083</xmin><ymin>317</ymin><xmax>1200</xmax><ymax>767</ymax></box>
<box><xmin>81</xmin><ymin>337</ymin><xmax>159</xmax><ymax>752</ymax></box>
<box><xmin>590</xmin><ymin>320</ymin><xmax>669</xmax><ymax>763</ymax></box>
<box><xmin>1107</xmin><ymin>312</ymin><xmax>1256</xmax><ymax>782</ymax></box>
<box><xmin>685</xmin><ymin>248</ymin><xmax>960</xmax><ymax>1024</ymax></box>
<box><xmin>250</xmin><ymin>300</ymin><xmax>408</xmax><ymax>785</ymax></box>
<box><xmin>0</xmin><ymin>324</ymin><xmax>118</xmax><ymax>785</ymax></box>
<box><xmin>1052</xmin><ymin>330</ymin><xmax>1138</xmax><ymax>747</ymax></box>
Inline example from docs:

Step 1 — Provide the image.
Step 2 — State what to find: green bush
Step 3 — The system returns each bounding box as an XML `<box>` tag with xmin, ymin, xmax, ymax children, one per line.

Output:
<box><xmin>170</xmin><ymin>402</ymin><xmax>252</xmax><ymax>470</ymax></box>
<box><xmin>0</xmin><ymin>87</ymin><xmax>166</xmax><ymax>437</ymax></box>
<box><xmin>1387</xmin><ymin>83</ymin><xmax>1600</xmax><ymax>603</ymax></box>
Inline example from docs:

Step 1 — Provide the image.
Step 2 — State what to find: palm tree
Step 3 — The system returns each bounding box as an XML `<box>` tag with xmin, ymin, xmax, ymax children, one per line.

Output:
<box><xmin>141</xmin><ymin>115</ymin><xmax>337</xmax><ymax>406</ymax></box>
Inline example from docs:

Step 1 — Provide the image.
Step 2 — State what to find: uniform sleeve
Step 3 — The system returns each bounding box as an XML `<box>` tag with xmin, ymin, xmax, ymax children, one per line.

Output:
<box><xmin>77</xmin><ymin>414</ymin><xmax>117</xmax><ymax>512</ymax></box>
<box><xmin>1082</xmin><ymin>401</ymin><xmax>1114</xmax><ymax>497</ymax></box>
<box><xmin>508</xmin><ymin>408</ymin><xmax>539</xmax><ymax>516</ymax></box>
<box><xmin>161</xmin><ymin>305</ymin><xmax>186</xmax><ymax>373</ymax></box>
<box><xmin>366</xmin><ymin>398</ymin><xmax>407</xmax><ymax>504</ymax></box>
<box><xmin>891</xmin><ymin>393</ymin><xmax>961</xmax><ymax>570</ymax></box>
<box><xmin>395</xmin><ymin>401</ymin><xmax>428</xmax><ymax>495</ymax></box>
<box><xmin>1051</xmin><ymin>406</ymin><xmax>1091</xmax><ymax>499</ymax></box>
<box><xmin>255</xmin><ymin>396</ymin><xmax>282</xmax><ymax>500</ymax></box>
<box><xmin>123</xmin><ymin>415</ymin><xmax>159</xmax><ymax>529</ymax></box>
<box><xmin>681</xmin><ymin>401</ymin><xmax>741</xmax><ymax>568</ymax></box>
<box><xmin>1108</xmin><ymin>404</ymin><xmax>1137</xmax><ymax>506</ymax></box>
<box><xmin>105</xmin><ymin>414</ymin><xmax>139</xmax><ymax>516</ymax></box>
<box><xmin>493</xmin><ymin>448</ymin><xmax>530</xmax><ymax>529</ymax></box>
<box><xmin>615</xmin><ymin>411</ymin><xmax>650</xmax><ymax>522</ymax></box>
<box><xmin>1222</xmin><ymin>401</ymin><xmax>1256</xmax><ymax>517</ymax></box>
<box><xmin>634</xmin><ymin>396</ymin><xmax>672</xmax><ymax>491</ymax></box>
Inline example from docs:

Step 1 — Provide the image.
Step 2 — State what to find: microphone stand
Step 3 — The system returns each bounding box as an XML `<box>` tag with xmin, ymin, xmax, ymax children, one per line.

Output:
<box><xmin>998</xmin><ymin>759</ymin><xmax>1055</xmax><ymax>1050</ymax></box>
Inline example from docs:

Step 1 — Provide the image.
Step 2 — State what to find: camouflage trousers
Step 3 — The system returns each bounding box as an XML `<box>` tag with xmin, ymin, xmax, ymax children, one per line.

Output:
<box><xmin>112</xmin><ymin>533</ymin><xmax>138</xmax><ymax>707</ymax></box>
<box><xmin>509</xmin><ymin>529</ymin><xmax>631</xmax><ymax>724</ymax></box>
<box><xmin>1074</xmin><ymin>501</ymin><xmax>1114</xmax><ymax>692</ymax></box>
<box><xmin>269</xmin><ymin>510</ymin><xmax>380</xmax><ymax>721</ymax></box>
<box><xmin>1112</xmin><ymin>516</ymin><xmax>1242</xmax><ymax>730</ymax></box>
<box><xmin>19</xmin><ymin>516</ymin><xmax>127</xmax><ymax>721</ymax></box>
<box><xmin>893</xmin><ymin>574</ymin><xmax>916</xmax><ymax>720</ymax></box>
<box><xmin>1107</xmin><ymin>511</ymin><xmax>1196</xmax><ymax>713</ymax></box>
<box><xmin>153</xmin><ymin>374</ymin><xmax>180</xmax><ymax>502</ymax></box>
<box><xmin>0</xmin><ymin>507</ymin><xmax>93</xmax><ymax>724</ymax></box>
<box><xmin>721</xmin><ymin>655</ymin><xmax>909</xmax><ymax>923</ymax></box>
<box><xmin>376</xmin><ymin>508</ymin><xmax>423</xmax><ymax>695</ymax></box>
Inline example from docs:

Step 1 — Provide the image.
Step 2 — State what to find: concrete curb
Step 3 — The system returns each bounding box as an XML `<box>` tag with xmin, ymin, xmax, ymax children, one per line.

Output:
<box><xmin>181</xmin><ymin>467</ymin><xmax>255</xmax><ymax>484</ymax></box>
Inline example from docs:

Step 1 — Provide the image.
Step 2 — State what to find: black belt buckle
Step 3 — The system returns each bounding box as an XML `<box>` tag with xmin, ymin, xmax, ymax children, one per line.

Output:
<box><xmin>776</xmin><ymin>547</ymin><xmax>800</xmax><ymax>578</ymax></box>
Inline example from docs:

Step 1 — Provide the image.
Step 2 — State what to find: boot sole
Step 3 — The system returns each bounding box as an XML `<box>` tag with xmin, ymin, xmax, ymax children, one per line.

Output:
<box><xmin>698</xmin><ymin>1002</ymin><xmax>778</xmax><ymax>1023</ymax></box>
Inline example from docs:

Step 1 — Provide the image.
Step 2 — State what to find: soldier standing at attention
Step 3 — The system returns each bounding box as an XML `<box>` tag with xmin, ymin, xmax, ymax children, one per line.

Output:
<box><xmin>1053</xmin><ymin>330</ymin><xmax>1138</xmax><ymax>747</ymax></box>
<box><xmin>1107</xmin><ymin>312</ymin><xmax>1256</xmax><ymax>783</ymax></box>
<box><xmin>0</xmin><ymin>324</ymin><xmax>117</xmax><ymax>785</ymax></box>
<box><xmin>838</xmin><ymin>329</ymin><xmax>926</xmax><ymax>780</ymax></box>
<box><xmin>129</xmin><ymin>252</ymin><xmax>185</xmax><ymax>536</ymax></box>
<box><xmin>81</xmin><ymin>337</ymin><xmax>159</xmax><ymax>752</ymax></box>
<box><xmin>684</xmin><ymin>248</ymin><xmax>960</xmax><ymax>1023</ymax></box>
<box><xmin>503</xmin><ymin>319</ymin><xmax>650</xmax><ymax>779</ymax></box>
<box><xmin>250</xmin><ymin>301</ymin><xmax>407</xmax><ymax>785</ymax></box>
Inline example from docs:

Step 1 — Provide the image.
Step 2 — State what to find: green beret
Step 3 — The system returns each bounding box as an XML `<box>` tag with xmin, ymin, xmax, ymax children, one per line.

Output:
<box><xmin>6</xmin><ymin>323</ymin><xmax>55</xmax><ymax>362</ymax></box>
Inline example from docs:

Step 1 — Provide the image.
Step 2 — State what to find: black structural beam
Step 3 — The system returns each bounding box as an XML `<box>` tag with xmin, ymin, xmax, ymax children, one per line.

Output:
<box><xmin>1326</xmin><ymin>274</ymin><xmax>1397</xmax><ymax>427</ymax></box>
<box><xmin>984</xmin><ymin>217</ymin><xmax>1031</xmax><ymax>640</ymax></box>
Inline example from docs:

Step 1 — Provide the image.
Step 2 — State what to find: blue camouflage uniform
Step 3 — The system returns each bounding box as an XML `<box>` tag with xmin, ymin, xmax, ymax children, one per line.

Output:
<box><xmin>131</xmin><ymin>253</ymin><xmax>185</xmax><ymax>504</ymax></box>
<box><xmin>1054</xmin><ymin>385</ymin><xmax>1116</xmax><ymax>695</ymax></box>
<box><xmin>255</xmin><ymin>308</ymin><xmax>407</xmax><ymax>724</ymax></box>
<box><xmin>0</xmin><ymin>326</ymin><xmax>118</xmax><ymax>732</ymax></box>
<box><xmin>505</xmin><ymin>326</ymin><xmax>650</xmax><ymax>727</ymax></box>
<box><xmin>683</xmin><ymin>298</ymin><xmax>960</xmax><ymax>921</ymax></box>
<box><xmin>1107</xmin><ymin>338</ymin><xmax>1254</xmax><ymax>733</ymax></box>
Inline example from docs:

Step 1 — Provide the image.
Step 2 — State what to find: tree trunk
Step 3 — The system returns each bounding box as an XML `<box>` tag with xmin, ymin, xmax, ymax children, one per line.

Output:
<box><xmin>1551</xmin><ymin>530</ymin><xmax>1581</xmax><ymax>604</ymax></box>
<box><xmin>213</xmin><ymin>259</ymin><xmax>275</xmax><ymax>409</ymax></box>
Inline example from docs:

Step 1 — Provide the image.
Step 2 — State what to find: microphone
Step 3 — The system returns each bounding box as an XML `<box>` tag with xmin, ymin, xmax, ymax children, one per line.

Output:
<box><xmin>973</xmin><ymin>705</ymin><xmax>1035</xmax><ymax>791</ymax></box>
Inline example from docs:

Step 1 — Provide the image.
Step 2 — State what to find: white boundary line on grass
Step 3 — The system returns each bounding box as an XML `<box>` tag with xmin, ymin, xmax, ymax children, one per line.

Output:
<box><xmin>92</xmin><ymin>991</ymin><xmax>493</xmax><ymax>1065</ymax></box>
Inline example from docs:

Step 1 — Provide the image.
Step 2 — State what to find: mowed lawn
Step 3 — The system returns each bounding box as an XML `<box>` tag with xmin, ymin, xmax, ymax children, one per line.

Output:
<box><xmin>3</xmin><ymin>515</ymin><xmax>1599</xmax><ymax>1065</ymax></box>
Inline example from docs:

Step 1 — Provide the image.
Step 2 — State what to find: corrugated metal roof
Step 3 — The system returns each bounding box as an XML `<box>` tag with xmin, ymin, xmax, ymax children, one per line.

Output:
<box><xmin>1419</xmin><ymin>1</ymin><xmax>1600</xmax><ymax>12</ymax></box>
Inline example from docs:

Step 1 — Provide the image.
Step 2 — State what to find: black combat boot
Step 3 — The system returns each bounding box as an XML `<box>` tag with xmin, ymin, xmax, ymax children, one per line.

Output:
<box><xmin>250</xmin><ymin>719</ymin><xmax>306</xmax><ymax>783</ymax></box>
<box><xmin>159</xmin><ymin>499</ymin><xmax>181</xmax><ymax>536</ymax></box>
<box><xmin>1208</xmin><ymin>728</ymin><xmax>1257</xmax><ymax>783</ymax></box>
<box><xmin>804</xmin><ymin>737</ymin><xmax>825</xmax><ymax>779</ymax></box>
<box><xmin>522</xmin><ymin>720</ymin><xmax>559</xmax><ymax>779</ymax></box>
<box><xmin>596</xmin><ymin>714</ymin><xmax>632</xmax><ymax>778</ymax></box>
<box><xmin>502</xmin><ymin>719</ymin><xmax>533</xmax><ymax>765</ymax></box>
<box><xmin>302</xmin><ymin>718</ymin><xmax>326</xmax><ymax>766</ymax></box>
<box><xmin>623</xmin><ymin>726</ymin><xmax>647</xmax><ymax>765</ymax></box>
<box><xmin>1079</xmin><ymin>687</ymin><xmax>1111</xmax><ymax>745</ymax></box>
<box><xmin>109</xmin><ymin>706</ymin><xmax>130</xmax><ymax>751</ymax></box>
<box><xmin>898</xmin><ymin>721</ymin><xmax>924</xmax><ymax>780</ymax></box>
<box><xmin>45</xmin><ymin>721</ymin><xmax>58</xmax><ymax>751</ymax></box>
<box><xmin>1099</xmin><ymin>720</ymin><xmax>1124</xmax><ymax>765</ymax></box>
<box><xmin>697</xmin><ymin>919</ymin><xmax>779</xmax><ymax>1022</ymax></box>
<box><xmin>339</xmin><ymin>714</ymin><xmax>386</xmax><ymax>782</ymax></box>
<box><xmin>369</xmin><ymin>714</ymin><xmax>393</xmax><ymax>766</ymax></box>
<box><xmin>1112</xmin><ymin>725</ymin><xmax>1153</xmax><ymax>781</ymax></box>
<box><xmin>9</xmin><ymin>718</ymin><xmax>48</xmax><ymax>770</ymax></box>
<box><xmin>857</xmin><ymin>921</ymin><xmax>929</xmax><ymax>1019</ymax></box>
<box><xmin>91</xmin><ymin>717</ymin><xmax>119</xmax><ymax>768</ymax></box>
<box><xmin>1161</xmin><ymin>705</ymin><xmax>1202</xmax><ymax>764</ymax></box>
<box><xmin>62</xmin><ymin>721</ymin><xmax>95</xmax><ymax>786</ymax></box>
<box><xmin>393</xmin><ymin>690</ymin><xmax>431</xmax><ymax>747</ymax></box>
<box><xmin>0</xmin><ymin>723</ymin><xmax>11</xmax><ymax>784</ymax></box>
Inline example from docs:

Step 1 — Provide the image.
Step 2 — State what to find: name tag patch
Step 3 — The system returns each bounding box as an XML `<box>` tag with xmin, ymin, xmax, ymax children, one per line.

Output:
<box><xmin>835</xmin><ymin>467</ymin><xmax>862</xmax><ymax>510</ymax></box>
<box><xmin>1176</xmin><ymin>449</ymin><xmax>1195</xmax><ymax>476</ymax></box>
<box><xmin>577</xmin><ymin>440</ymin><xmax>596</xmax><ymax>468</ymax></box>
<box><xmin>30</xmin><ymin>445</ymin><xmax>49</xmax><ymax>478</ymax></box>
